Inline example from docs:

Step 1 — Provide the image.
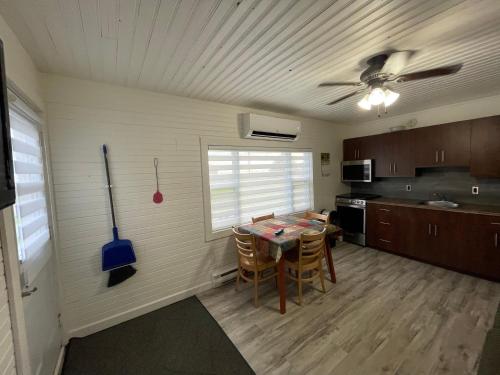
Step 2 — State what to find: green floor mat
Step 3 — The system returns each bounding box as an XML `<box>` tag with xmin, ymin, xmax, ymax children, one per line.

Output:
<box><xmin>62</xmin><ymin>296</ymin><xmax>254</xmax><ymax>375</ymax></box>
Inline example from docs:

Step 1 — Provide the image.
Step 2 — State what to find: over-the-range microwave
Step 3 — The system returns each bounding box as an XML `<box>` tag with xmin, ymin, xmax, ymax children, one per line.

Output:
<box><xmin>341</xmin><ymin>160</ymin><xmax>373</xmax><ymax>182</ymax></box>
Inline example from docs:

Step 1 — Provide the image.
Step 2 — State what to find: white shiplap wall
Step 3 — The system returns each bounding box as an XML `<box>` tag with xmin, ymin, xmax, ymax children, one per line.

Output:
<box><xmin>43</xmin><ymin>74</ymin><xmax>349</xmax><ymax>337</ymax></box>
<box><xmin>0</xmin><ymin>240</ymin><xmax>16</xmax><ymax>375</ymax></box>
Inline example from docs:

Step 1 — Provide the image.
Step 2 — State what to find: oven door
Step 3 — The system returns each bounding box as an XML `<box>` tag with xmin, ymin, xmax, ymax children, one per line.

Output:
<box><xmin>336</xmin><ymin>203</ymin><xmax>366</xmax><ymax>246</ymax></box>
<box><xmin>341</xmin><ymin>160</ymin><xmax>372</xmax><ymax>182</ymax></box>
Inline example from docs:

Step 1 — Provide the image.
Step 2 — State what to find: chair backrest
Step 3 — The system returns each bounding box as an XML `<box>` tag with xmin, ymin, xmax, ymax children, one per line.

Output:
<box><xmin>232</xmin><ymin>227</ymin><xmax>258</xmax><ymax>270</ymax></box>
<box><xmin>304</xmin><ymin>211</ymin><xmax>329</xmax><ymax>224</ymax></box>
<box><xmin>252</xmin><ymin>212</ymin><xmax>275</xmax><ymax>223</ymax></box>
<box><xmin>299</xmin><ymin>228</ymin><xmax>326</xmax><ymax>264</ymax></box>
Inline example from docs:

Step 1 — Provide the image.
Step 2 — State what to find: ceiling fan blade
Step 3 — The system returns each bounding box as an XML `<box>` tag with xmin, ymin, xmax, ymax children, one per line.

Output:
<box><xmin>380</xmin><ymin>51</ymin><xmax>413</xmax><ymax>75</ymax></box>
<box><xmin>327</xmin><ymin>89</ymin><xmax>365</xmax><ymax>106</ymax></box>
<box><xmin>318</xmin><ymin>82</ymin><xmax>362</xmax><ymax>87</ymax></box>
<box><xmin>395</xmin><ymin>64</ymin><xmax>462</xmax><ymax>83</ymax></box>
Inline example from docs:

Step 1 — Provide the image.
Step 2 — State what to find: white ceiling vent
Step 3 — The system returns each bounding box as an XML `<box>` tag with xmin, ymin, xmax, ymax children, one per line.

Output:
<box><xmin>239</xmin><ymin>113</ymin><xmax>301</xmax><ymax>142</ymax></box>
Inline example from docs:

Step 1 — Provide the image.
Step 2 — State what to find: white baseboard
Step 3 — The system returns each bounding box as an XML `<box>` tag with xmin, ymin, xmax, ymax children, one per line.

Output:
<box><xmin>53</xmin><ymin>346</ymin><xmax>65</xmax><ymax>375</ymax></box>
<box><xmin>66</xmin><ymin>281</ymin><xmax>213</xmax><ymax>339</ymax></box>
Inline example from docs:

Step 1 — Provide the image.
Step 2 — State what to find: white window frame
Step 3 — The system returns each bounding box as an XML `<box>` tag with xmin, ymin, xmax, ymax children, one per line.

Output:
<box><xmin>201</xmin><ymin>137</ymin><xmax>315</xmax><ymax>241</ymax></box>
<box><xmin>8</xmin><ymin>91</ymin><xmax>55</xmax><ymax>287</ymax></box>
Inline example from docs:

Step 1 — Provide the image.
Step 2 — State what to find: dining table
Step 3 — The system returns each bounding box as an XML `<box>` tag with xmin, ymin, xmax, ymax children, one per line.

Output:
<box><xmin>239</xmin><ymin>215</ymin><xmax>343</xmax><ymax>314</ymax></box>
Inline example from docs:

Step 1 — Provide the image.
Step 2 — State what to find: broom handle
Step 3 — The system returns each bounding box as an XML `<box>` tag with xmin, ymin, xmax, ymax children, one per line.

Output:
<box><xmin>102</xmin><ymin>145</ymin><xmax>117</xmax><ymax>229</ymax></box>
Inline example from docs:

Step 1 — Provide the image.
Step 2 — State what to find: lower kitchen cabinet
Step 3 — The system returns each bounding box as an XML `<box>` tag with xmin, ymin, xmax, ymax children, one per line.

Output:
<box><xmin>367</xmin><ymin>202</ymin><xmax>500</xmax><ymax>281</ymax></box>
<box><xmin>459</xmin><ymin>214</ymin><xmax>500</xmax><ymax>280</ymax></box>
<box><xmin>366</xmin><ymin>204</ymin><xmax>399</xmax><ymax>252</ymax></box>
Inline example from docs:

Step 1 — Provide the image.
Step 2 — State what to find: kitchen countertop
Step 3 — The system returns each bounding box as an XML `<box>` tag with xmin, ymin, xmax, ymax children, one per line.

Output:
<box><xmin>369</xmin><ymin>197</ymin><xmax>500</xmax><ymax>216</ymax></box>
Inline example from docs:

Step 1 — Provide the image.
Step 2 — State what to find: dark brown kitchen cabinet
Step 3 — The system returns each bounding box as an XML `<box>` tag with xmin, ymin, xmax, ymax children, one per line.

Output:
<box><xmin>470</xmin><ymin>116</ymin><xmax>500</xmax><ymax>178</ymax></box>
<box><xmin>459</xmin><ymin>214</ymin><xmax>500</xmax><ymax>280</ymax></box>
<box><xmin>371</xmin><ymin>131</ymin><xmax>415</xmax><ymax>177</ymax></box>
<box><xmin>366</xmin><ymin>204</ymin><xmax>400</xmax><ymax>252</ymax></box>
<box><xmin>343</xmin><ymin>136</ymin><xmax>376</xmax><ymax>161</ymax></box>
<box><xmin>404</xmin><ymin>208</ymin><xmax>442</xmax><ymax>265</ymax></box>
<box><xmin>413</xmin><ymin>120</ymin><xmax>471</xmax><ymax>168</ymax></box>
<box><xmin>406</xmin><ymin>208</ymin><xmax>463</xmax><ymax>269</ymax></box>
<box><xmin>366</xmin><ymin>203</ymin><xmax>499</xmax><ymax>281</ymax></box>
<box><xmin>343</xmin><ymin>138</ymin><xmax>359</xmax><ymax>160</ymax></box>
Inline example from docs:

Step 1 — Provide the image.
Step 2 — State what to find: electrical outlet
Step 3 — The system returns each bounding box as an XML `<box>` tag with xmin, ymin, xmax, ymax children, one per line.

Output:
<box><xmin>405</xmin><ymin>184</ymin><xmax>412</xmax><ymax>192</ymax></box>
<box><xmin>472</xmin><ymin>186</ymin><xmax>479</xmax><ymax>195</ymax></box>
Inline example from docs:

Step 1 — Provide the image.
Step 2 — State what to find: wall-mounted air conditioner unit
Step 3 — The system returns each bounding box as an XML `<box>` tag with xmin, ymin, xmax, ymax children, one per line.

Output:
<box><xmin>239</xmin><ymin>113</ymin><xmax>301</xmax><ymax>142</ymax></box>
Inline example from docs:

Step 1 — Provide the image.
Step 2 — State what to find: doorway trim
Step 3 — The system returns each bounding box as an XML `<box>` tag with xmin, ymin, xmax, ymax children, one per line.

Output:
<box><xmin>0</xmin><ymin>206</ymin><xmax>32</xmax><ymax>375</ymax></box>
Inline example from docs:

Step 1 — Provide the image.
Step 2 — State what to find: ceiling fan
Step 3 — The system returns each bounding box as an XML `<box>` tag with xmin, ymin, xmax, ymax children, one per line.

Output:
<box><xmin>319</xmin><ymin>51</ymin><xmax>463</xmax><ymax>113</ymax></box>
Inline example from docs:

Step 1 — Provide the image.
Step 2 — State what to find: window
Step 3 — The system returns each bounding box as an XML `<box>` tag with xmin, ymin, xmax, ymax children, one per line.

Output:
<box><xmin>208</xmin><ymin>147</ymin><xmax>314</xmax><ymax>231</ymax></box>
<box><xmin>10</xmin><ymin>103</ymin><xmax>52</xmax><ymax>286</ymax></box>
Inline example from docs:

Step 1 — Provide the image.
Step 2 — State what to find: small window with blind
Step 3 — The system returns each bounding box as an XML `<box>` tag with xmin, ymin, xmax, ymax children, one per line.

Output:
<box><xmin>9</xmin><ymin>104</ymin><xmax>52</xmax><ymax>286</ymax></box>
<box><xmin>207</xmin><ymin>147</ymin><xmax>314</xmax><ymax>232</ymax></box>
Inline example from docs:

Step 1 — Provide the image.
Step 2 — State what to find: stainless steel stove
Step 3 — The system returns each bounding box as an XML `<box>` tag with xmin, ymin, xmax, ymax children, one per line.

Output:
<box><xmin>335</xmin><ymin>193</ymin><xmax>380</xmax><ymax>246</ymax></box>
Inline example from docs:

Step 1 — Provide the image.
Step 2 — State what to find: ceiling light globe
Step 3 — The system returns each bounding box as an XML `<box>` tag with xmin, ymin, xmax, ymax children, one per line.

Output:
<box><xmin>357</xmin><ymin>95</ymin><xmax>371</xmax><ymax>110</ymax></box>
<box><xmin>368</xmin><ymin>87</ymin><xmax>385</xmax><ymax>105</ymax></box>
<box><xmin>384</xmin><ymin>89</ymin><xmax>400</xmax><ymax>107</ymax></box>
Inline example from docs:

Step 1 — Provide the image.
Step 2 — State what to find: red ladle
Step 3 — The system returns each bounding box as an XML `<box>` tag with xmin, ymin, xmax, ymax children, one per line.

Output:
<box><xmin>153</xmin><ymin>158</ymin><xmax>163</xmax><ymax>204</ymax></box>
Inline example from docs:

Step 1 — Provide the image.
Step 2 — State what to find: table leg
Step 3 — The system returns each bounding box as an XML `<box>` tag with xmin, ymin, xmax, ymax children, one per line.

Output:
<box><xmin>278</xmin><ymin>257</ymin><xmax>286</xmax><ymax>314</ymax></box>
<box><xmin>324</xmin><ymin>241</ymin><xmax>337</xmax><ymax>283</ymax></box>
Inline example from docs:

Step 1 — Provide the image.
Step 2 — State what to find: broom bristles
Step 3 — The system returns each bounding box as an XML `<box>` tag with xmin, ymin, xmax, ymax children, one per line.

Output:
<box><xmin>107</xmin><ymin>265</ymin><xmax>137</xmax><ymax>287</ymax></box>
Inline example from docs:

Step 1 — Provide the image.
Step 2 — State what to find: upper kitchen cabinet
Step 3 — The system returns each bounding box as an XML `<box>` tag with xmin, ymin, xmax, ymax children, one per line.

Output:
<box><xmin>343</xmin><ymin>136</ymin><xmax>375</xmax><ymax>160</ymax></box>
<box><xmin>470</xmin><ymin>115</ymin><xmax>500</xmax><ymax>178</ymax></box>
<box><xmin>413</xmin><ymin>120</ymin><xmax>471</xmax><ymax>168</ymax></box>
<box><xmin>371</xmin><ymin>131</ymin><xmax>415</xmax><ymax>178</ymax></box>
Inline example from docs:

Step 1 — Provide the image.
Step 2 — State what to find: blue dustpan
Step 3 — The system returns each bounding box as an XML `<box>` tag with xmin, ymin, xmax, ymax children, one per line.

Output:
<box><xmin>101</xmin><ymin>145</ymin><xmax>136</xmax><ymax>272</ymax></box>
<box><xmin>102</xmin><ymin>227</ymin><xmax>136</xmax><ymax>271</ymax></box>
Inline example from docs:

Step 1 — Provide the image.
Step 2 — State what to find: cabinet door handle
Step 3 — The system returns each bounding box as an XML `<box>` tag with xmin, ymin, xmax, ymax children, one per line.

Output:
<box><xmin>378</xmin><ymin>208</ymin><xmax>390</xmax><ymax>212</ymax></box>
<box><xmin>428</xmin><ymin>223</ymin><xmax>432</xmax><ymax>235</ymax></box>
<box><xmin>495</xmin><ymin>233</ymin><xmax>498</xmax><ymax>248</ymax></box>
<box><xmin>441</xmin><ymin>150</ymin><xmax>445</xmax><ymax>163</ymax></box>
<box><xmin>389</xmin><ymin>163</ymin><xmax>393</xmax><ymax>173</ymax></box>
<box><xmin>435</xmin><ymin>150</ymin><xmax>439</xmax><ymax>163</ymax></box>
<box><xmin>379</xmin><ymin>221</ymin><xmax>391</xmax><ymax>225</ymax></box>
<box><xmin>491</xmin><ymin>222</ymin><xmax>500</xmax><ymax>226</ymax></box>
<box><xmin>379</xmin><ymin>239</ymin><xmax>392</xmax><ymax>243</ymax></box>
<box><xmin>394</xmin><ymin>162</ymin><xmax>397</xmax><ymax>174</ymax></box>
<box><xmin>434</xmin><ymin>224</ymin><xmax>438</xmax><ymax>237</ymax></box>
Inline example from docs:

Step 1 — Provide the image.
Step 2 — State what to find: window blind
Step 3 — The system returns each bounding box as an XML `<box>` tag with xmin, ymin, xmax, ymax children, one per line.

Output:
<box><xmin>10</xmin><ymin>107</ymin><xmax>51</xmax><ymax>286</ymax></box>
<box><xmin>208</xmin><ymin>148</ymin><xmax>314</xmax><ymax>231</ymax></box>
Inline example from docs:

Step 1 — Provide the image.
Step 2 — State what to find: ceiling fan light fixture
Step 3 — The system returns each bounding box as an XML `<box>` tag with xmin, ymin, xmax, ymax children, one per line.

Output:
<box><xmin>383</xmin><ymin>88</ymin><xmax>399</xmax><ymax>107</ymax></box>
<box><xmin>357</xmin><ymin>95</ymin><xmax>371</xmax><ymax>110</ymax></box>
<box><xmin>368</xmin><ymin>87</ymin><xmax>385</xmax><ymax>105</ymax></box>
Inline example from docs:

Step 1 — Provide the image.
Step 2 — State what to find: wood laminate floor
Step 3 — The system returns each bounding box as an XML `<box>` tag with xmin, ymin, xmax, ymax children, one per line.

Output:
<box><xmin>198</xmin><ymin>243</ymin><xmax>500</xmax><ymax>375</ymax></box>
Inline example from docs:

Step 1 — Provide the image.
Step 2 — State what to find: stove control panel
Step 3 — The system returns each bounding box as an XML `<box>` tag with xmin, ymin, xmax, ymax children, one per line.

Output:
<box><xmin>336</xmin><ymin>198</ymin><xmax>367</xmax><ymax>207</ymax></box>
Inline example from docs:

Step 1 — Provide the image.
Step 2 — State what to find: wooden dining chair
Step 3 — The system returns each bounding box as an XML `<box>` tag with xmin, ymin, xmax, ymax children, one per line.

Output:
<box><xmin>252</xmin><ymin>212</ymin><xmax>275</xmax><ymax>223</ymax></box>
<box><xmin>304</xmin><ymin>211</ymin><xmax>329</xmax><ymax>224</ymax></box>
<box><xmin>284</xmin><ymin>228</ymin><xmax>327</xmax><ymax>306</ymax></box>
<box><xmin>233</xmin><ymin>227</ymin><xmax>278</xmax><ymax>307</ymax></box>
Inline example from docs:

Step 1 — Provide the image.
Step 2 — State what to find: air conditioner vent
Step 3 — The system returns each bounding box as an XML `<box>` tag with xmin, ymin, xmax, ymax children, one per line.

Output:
<box><xmin>239</xmin><ymin>113</ymin><xmax>301</xmax><ymax>142</ymax></box>
<box><xmin>250</xmin><ymin>130</ymin><xmax>298</xmax><ymax>140</ymax></box>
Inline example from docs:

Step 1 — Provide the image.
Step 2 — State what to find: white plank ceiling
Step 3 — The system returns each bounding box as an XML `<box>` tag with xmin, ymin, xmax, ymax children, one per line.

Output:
<box><xmin>1</xmin><ymin>0</ymin><xmax>500</xmax><ymax>123</ymax></box>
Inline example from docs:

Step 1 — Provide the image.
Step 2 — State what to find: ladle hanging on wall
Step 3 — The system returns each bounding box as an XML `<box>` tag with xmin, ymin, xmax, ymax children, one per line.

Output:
<box><xmin>153</xmin><ymin>158</ymin><xmax>163</xmax><ymax>204</ymax></box>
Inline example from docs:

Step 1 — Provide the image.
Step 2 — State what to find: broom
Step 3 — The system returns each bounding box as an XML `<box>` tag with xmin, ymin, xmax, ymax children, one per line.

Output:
<box><xmin>101</xmin><ymin>144</ymin><xmax>137</xmax><ymax>287</ymax></box>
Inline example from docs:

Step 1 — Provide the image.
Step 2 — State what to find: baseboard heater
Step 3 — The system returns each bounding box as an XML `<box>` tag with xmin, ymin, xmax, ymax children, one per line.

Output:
<box><xmin>212</xmin><ymin>267</ymin><xmax>238</xmax><ymax>287</ymax></box>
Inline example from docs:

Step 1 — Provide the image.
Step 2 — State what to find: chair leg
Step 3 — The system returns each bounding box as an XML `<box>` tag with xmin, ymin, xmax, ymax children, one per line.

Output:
<box><xmin>319</xmin><ymin>265</ymin><xmax>326</xmax><ymax>293</ymax></box>
<box><xmin>236</xmin><ymin>269</ymin><xmax>240</xmax><ymax>291</ymax></box>
<box><xmin>254</xmin><ymin>273</ymin><xmax>259</xmax><ymax>307</ymax></box>
<box><xmin>298</xmin><ymin>271</ymin><xmax>303</xmax><ymax>306</ymax></box>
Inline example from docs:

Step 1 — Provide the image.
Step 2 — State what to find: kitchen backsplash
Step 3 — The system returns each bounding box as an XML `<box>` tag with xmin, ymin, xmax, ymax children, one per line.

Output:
<box><xmin>351</xmin><ymin>168</ymin><xmax>500</xmax><ymax>205</ymax></box>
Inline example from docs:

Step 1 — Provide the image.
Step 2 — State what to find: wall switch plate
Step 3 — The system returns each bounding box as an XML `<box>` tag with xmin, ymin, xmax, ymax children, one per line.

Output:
<box><xmin>406</xmin><ymin>185</ymin><xmax>412</xmax><ymax>192</ymax></box>
<box><xmin>472</xmin><ymin>186</ymin><xmax>479</xmax><ymax>195</ymax></box>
